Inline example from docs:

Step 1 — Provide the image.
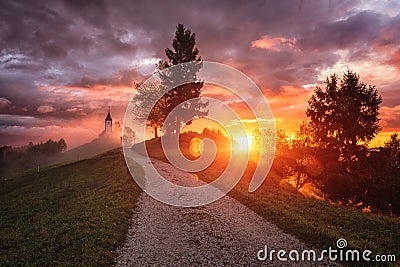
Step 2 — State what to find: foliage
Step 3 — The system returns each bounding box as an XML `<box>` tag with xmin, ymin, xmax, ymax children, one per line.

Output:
<box><xmin>0</xmin><ymin>139</ymin><xmax>67</xmax><ymax>178</ymax></box>
<box><xmin>130</xmin><ymin>81</ymin><xmax>166</xmax><ymax>138</ymax></box>
<box><xmin>131</xmin><ymin>24</ymin><xmax>207</xmax><ymax>138</ymax></box>
<box><xmin>253</xmin><ymin>132</ymin><xmax>400</xmax><ymax>215</ymax></box>
<box><xmin>306</xmin><ymin>70</ymin><xmax>382</xmax><ymax>161</ymax></box>
<box><xmin>287</xmin><ymin>122</ymin><xmax>319</xmax><ymax>189</ymax></box>
<box><xmin>384</xmin><ymin>132</ymin><xmax>400</xmax><ymax>170</ymax></box>
<box><xmin>385</xmin><ymin>132</ymin><xmax>400</xmax><ymax>150</ymax></box>
<box><xmin>122</xmin><ymin>126</ymin><xmax>136</xmax><ymax>147</ymax></box>
<box><xmin>255</xmin><ymin>70</ymin><xmax>400</xmax><ymax>215</ymax></box>
<box><xmin>27</xmin><ymin>138</ymin><xmax>67</xmax><ymax>154</ymax></box>
<box><xmin>275</xmin><ymin>129</ymin><xmax>290</xmax><ymax>153</ymax></box>
<box><xmin>353</xmin><ymin>133</ymin><xmax>400</xmax><ymax>214</ymax></box>
<box><xmin>274</xmin><ymin>70</ymin><xmax>400</xmax><ymax>215</ymax></box>
<box><xmin>158</xmin><ymin>24</ymin><xmax>208</xmax><ymax>136</ymax></box>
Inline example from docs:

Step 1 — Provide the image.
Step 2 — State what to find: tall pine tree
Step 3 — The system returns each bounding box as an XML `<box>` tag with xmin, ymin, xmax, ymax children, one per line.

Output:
<box><xmin>131</xmin><ymin>24</ymin><xmax>207</xmax><ymax>138</ymax></box>
<box><xmin>158</xmin><ymin>24</ymin><xmax>208</xmax><ymax>136</ymax></box>
<box><xmin>306</xmin><ymin>70</ymin><xmax>382</xmax><ymax>160</ymax></box>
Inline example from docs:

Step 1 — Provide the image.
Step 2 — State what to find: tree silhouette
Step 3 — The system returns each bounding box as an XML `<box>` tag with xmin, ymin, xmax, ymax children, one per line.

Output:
<box><xmin>58</xmin><ymin>138</ymin><xmax>67</xmax><ymax>152</ymax></box>
<box><xmin>289</xmin><ymin>122</ymin><xmax>318</xmax><ymax>189</ymax></box>
<box><xmin>27</xmin><ymin>138</ymin><xmax>67</xmax><ymax>155</ymax></box>
<box><xmin>384</xmin><ymin>132</ymin><xmax>400</xmax><ymax>151</ymax></box>
<box><xmin>131</xmin><ymin>81</ymin><xmax>167</xmax><ymax>138</ymax></box>
<box><xmin>158</xmin><ymin>24</ymin><xmax>208</xmax><ymax>136</ymax></box>
<box><xmin>122</xmin><ymin>126</ymin><xmax>136</xmax><ymax>147</ymax></box>
<box><xmin>384</xmin><ymin>132</ymin><xmax>400</xmax><ymax>170</ymax></box>
<box><xmin>131</xmin><ymin>24</ymin><xmax>207</xmax><ymax>138</ymax></box>
<box><xmin>306</xmin><ymin>70</ymin><xmax>382</xmax><ymax>161</ymax></box>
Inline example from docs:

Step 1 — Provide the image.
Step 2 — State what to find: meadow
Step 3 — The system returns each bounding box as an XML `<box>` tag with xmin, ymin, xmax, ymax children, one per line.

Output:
<box><xmin>0</xmin><ymin>149</ymin><xmax>142</xmax><ymax>266</ymax></box>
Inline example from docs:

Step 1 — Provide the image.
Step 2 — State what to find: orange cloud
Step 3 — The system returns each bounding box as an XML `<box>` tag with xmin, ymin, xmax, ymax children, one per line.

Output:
<box><xmin>252</xmin><ymin>35</ymin><xmax>296</xmax><ymax>51</ymax></box>
<box><xmin>386</xmin><ymin>49</ymin><xmax>400</xmax><ymax>70</ymax></box>
<box><xmin>380</xmin><ymin>105</ymin><xmax>400</xmax><ymax>131</ymax></box>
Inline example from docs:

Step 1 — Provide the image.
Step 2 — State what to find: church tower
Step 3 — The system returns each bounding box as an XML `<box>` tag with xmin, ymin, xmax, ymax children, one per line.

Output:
<box><xmin>105</xmin><ymin>106</ymin><xmax>112</xmax><ymax>137</ymax></box>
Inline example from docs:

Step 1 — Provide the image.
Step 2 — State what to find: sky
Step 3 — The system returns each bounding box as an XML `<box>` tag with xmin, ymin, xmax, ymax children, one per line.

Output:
<box><xmin>1</xmin><ymin>0</ymin><xmax>400</xmax><ymax>149</ymax></box>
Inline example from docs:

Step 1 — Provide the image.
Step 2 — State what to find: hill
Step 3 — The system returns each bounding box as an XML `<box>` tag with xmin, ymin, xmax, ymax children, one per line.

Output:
<box><xmin>0</xmin><ymin>137</ymin><xmax>121</xmax><ymax>179</ymax></box>
<box><xmin>0</xmin><ymin>149</ymin><xmax>142</xmax><ymax>266</ymax></box>
<box><xmin>57</xmin><ymin>137</ymin><xmax>121</xmax><ymax>163</ymax></box>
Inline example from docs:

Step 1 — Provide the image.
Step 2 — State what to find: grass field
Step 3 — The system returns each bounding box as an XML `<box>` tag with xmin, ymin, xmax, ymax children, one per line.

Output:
<box><xmin>0</xmin><ymin>149</ymin><xmax>142</xmax><ymax>266</ymax></box>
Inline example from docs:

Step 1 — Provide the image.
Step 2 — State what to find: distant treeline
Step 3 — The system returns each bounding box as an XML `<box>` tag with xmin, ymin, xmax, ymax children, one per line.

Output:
<box><xmin>26</xmin><ymin>139</ymin><xmax>67</xmax><ymax>155</ymax></box>
<box><xmin>0</xmin><ymin>139</ymin><xmax>67</xmax><ymax>178</ymax></box>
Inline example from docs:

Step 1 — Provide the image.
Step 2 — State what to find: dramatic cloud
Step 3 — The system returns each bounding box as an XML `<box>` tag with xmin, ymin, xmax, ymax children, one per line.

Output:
<box><xmin>252</xmin><ymin>36</ymin><xmax>297</xmax><ymax>51</ymax></box>
<box><xmin>0</xmin><ymin>0</ymin><xmax>399</xmax><ymax>148</ymax></box>
<box><xmin>380</xmin><ymin>105</ymin><xmax>400</xmax><ymax>130</ymax></box>
<box><xmin>0</xmin><ymin>97</ymin><xmax>11</xmax><ymax>108</ymax></box>
<box><xmin>297</xmin><ymin>11</ymin><xmax>383</xmax><ymax>52</ymax></box>
<box><xmin>386</xmin><ymin>49</ymin><xmax>400</xmax><ymax>70</ymax></box>
<box><xmin>37</xmin><ymin>105</ymin><xmax>55</xmax><ymax>113</ymax></box>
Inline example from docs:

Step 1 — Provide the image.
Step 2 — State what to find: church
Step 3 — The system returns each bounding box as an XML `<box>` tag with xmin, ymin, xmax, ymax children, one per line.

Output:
<box><xmin>99</xmin><ymin>107</ymin><xmax>121</xmax><ymax>139</ymax></box>
<box><xmin>105</xmin><ymin>107</ymin><xmax>112</xmax><ymax>137</ymax></box>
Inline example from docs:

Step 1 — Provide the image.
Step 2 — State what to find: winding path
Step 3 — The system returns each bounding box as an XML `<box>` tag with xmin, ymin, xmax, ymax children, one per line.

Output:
<box><xmin>116</xmin><ymin>149</ymin><xmax>338</xmax><ymax>266</ymax></box>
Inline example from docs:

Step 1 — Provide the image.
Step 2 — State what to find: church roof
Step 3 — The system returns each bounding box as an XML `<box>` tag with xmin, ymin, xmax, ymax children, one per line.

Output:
<box><xmin>105</xmin><ymin>111</ymin><xmax>112</xmax><ymax>121</ymax></box>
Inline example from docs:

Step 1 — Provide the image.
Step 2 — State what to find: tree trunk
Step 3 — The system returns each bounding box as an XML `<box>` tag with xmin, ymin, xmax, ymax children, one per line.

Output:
<box><xmin>154</xmin><ymin>126</ymin><xmax>158</xmax><ymax>138</ymax></box>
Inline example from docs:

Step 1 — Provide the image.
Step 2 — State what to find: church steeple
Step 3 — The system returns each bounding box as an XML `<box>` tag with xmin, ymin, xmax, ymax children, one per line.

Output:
<box><xmin>105</xmin><ymin>106</ymin><xmax>112</xmax><ymax>137</ymax></box>
<box><xmin>105</xmin><ymin>106</ymin><xmax>112</xmax><ymax>121</ymax></box>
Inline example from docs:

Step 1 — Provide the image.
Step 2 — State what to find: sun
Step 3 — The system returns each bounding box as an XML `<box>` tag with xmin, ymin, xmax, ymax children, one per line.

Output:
<box><xmin>233</xmin><ymin>135</ymin><xmax>253</xmax><ymax>152</ymax></box>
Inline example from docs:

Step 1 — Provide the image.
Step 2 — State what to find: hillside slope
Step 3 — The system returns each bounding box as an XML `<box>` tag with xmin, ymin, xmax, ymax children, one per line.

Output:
<box><xmin>57</xmin><ymin>137</ymin><xmax>121</xmax><ymax>163</ymax></box>
<box><xmin>0</xmin><ymin>149</ymin><xmax>142</xmax><ymax>266</ymax></box>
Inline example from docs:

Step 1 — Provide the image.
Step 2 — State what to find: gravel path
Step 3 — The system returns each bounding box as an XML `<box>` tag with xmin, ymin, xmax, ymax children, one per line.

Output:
<box><xmin>117</xmin><ymin>150</ymin><xmax>339</xmax><ymax>266</ymax></box>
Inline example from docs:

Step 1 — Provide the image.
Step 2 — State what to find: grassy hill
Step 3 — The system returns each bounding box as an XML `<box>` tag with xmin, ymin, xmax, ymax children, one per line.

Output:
<box><xmin>0</xmin><ymin>137</ymin><xmax>121</xmax><ymax>179</ymax></box>
<box><xmin>57</xmin><ymin>137</ymin><xmax>121</xmax><ymax>163</ymax></box>
<box><xmin>0</xmin><ymin>149</ymin><xmax>142</xmax><ymax>266</ymax></box>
